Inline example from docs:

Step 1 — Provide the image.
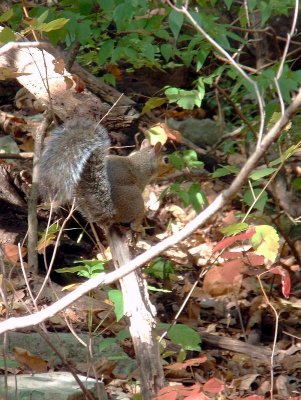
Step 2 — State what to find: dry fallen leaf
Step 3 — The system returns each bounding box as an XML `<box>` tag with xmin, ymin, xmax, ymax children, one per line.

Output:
<box><xmin>13</xmin><ymin>347</ymin><xmax>48</xmax><ymax>373</ymax></box>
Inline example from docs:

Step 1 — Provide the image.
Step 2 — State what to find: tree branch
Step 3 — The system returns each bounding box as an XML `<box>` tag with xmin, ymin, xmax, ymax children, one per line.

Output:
<box><xmin>1</xmin><ymin>87</ymin><xmax>301</xmax><ymax>335</ymax></box>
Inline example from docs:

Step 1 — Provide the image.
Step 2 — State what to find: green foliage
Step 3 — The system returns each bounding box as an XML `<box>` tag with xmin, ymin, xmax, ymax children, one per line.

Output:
<box><xmin>159</xmin><ymin>323</ymin><xmax>202</xmax><ymax>351</ymax></box>
<box><xmin>0</xmin><ymin>26</ymin><xmax>16</xmax><ymax>42</ymax></box>
<box><xmin>108</xmin><ymin>289</ymin><xmax>124</xmax><ymax>321</ymax></box>
<box><xmin>243</xmin><ymin>188</ymin><xmax>269</xmax><ymax>213</ymax></box>
<box><xmin>169</xmin><ymin>150</ymin><xmax>204</xmax><ymax>170</ymax></box>
<box><xmin>56</xmin><ymin>259</ymin><xmax>107</xmax><ymax>278</ymax></box>
<box><xmin>251</xmin><ymin>225</ymin><xmax>279</xmax><ymax>262</ymax></box>
<box><xmin>146</xmin><ymin>258</ymin><xmax>174</xmax><ymax>280</ymax></box>
<box><xmin>164</xmin><ymin>86</ymin><xmax>204</xmax><ymax>110</ymax></box>
<box><xmin>211</xmin><ymin>165</ymin><xmax>240</xmax><ymax>178</ymax></box>
<box><xmin>98</xmin><ymin>329</ymin><xmax>130</xmax><ymax>351</ymax></box>
<box><xmin>170</xmin><ymin>182</ymin><xmax>207</xmax><ymax>213</ymax></box>
<box><xmin>220</xmin><ymin>222</ymin><xmax>249</xmax><ymax>236</ymax></box>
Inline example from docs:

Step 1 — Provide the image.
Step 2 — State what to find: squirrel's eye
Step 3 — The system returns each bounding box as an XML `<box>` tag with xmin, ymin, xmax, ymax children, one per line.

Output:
<box><xmin>162</xmin><ymin>156</ymin><xmax>169</xmax><ymax>164</ymax></box>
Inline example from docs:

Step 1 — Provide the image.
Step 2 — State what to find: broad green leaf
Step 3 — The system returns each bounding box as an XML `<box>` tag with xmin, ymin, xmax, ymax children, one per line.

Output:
<box><xmin>75</xmin><ymin>20</ymin><xmax>91</xmax><ymax>45</ymax></box>
<box><xmin>224</xmin><ymin>0</ymin><xmax>234</xmax><ymax>9</ymax></box>
<box><xmin>251</xmin><ymin>225</ymin><xmax>279</xmax><ymax>262</ymax></box>
<box><xmin>211</xmin><ymin>165</ymin><xmax>239</xmax><ymax>178</ymax></box>
<box><xmin>188</xmin><ymin>183</ymin><xmax>207</xmax><ymax>213</ymax></box>
<box><xmin>221</xmin><ymin>222</ymin><xmax>249</xmax><ymax>236</ymax></box>
<box><xmin>99</xmin><ymin>337</ymin><xmax>116</xmax><ymax>351</ymax></box>
<box><xmin>142</xmin><ymin>97</ymin><xmax>167</xmax><ymax>114</ymax></box>
<box><xmin>37</xmin><ymin>10</ymin><xmax>49</xmax><ymax>24</ymax></box>
<box><xmin>98</xmin><ymin>39</ymin><xmax>115</xmax><ymax>64</ymax></box>
<box><xmin>292</xmin><ymin>177</ymin><xmax>301</xmax><ymax>191</ymax></box>
<box><xmin>146</xmin><ymin>124</ymin><xmax>168</xmax><ymax>145</ymax></box>
<box><xmin>0</xmin><ymin>27</ymin><xmax>16</xmax><ymax>43</ymax></box>
<box><xmin>168</xmin><ymin>9</ymin><xmax>184</xmax><ymax>40</ymax></box>
<box><xmin>0</xmin><ymin>8</ymin><xmax>14</xmax><ymax>23</ymax></box>
<box><xmin>168</xmin><ymin>324</ymin><xmax>201</xmax><ymax>351</ymax></box>
<box><xmin>113</xmin><ymin>3</ymin><xmax>134</xmax><ymax>30</ymax></box>
<box><xmin>108</xmin><ymin>289</ymin><xmax>124</xmax><ymax>321</ymax></box>
<box><xmin>160</xmin><ymin>43</ymin><xmax>173</xmax><ymax>62</ymax></box>
<box><xmin>249</xmin><ymin>167</ymin><xmax>276</xmax><ymax>181</ymax></box>
<box><xmin>78</xmin><ymin>0</ymin><xmax>93</xmax><ymax>15</ymax></box>
<box><xmin>146</xmin><ymin>258</ymin><xmax>174</xmax><ymax>280</ymax></box>
<box><xmin>40</xmin><ymin>18</ymin><xmax>69</xmax><ymax>32</ymax></box>
<box><xmin>182</xmin><ymin>150</ymin><xmax>204</xmax><ymax>169</ymax></box>
<box><xmin>243</xmin><ymin>188</ymin><xmax>268</xmax><ymax>212</ymax></box>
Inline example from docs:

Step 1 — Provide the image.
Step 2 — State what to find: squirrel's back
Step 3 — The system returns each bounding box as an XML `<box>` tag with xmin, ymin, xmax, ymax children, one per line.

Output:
<box><xmin>39</xmin><ymin>118</ymin><xmax>113</xmax><ymax>221</ymax></box>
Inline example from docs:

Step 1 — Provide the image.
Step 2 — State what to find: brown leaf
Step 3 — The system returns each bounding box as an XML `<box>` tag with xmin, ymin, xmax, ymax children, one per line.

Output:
<box><xmin>52</xmin><ymin>58</ymin><xmax>65</xmax><ymax>74</ymax></box>
<box><xmin>203</xmin><ymin>263</ymin><xmax>245</xmax><ymax>296</ymax></box>
<box><xmin>13</xmin><ymin>347</ymin><xmax>48</xmax><ymax>373</ymax></box>
<box><xmin>165</xmin><ymin>356</ymin><xmax>207</xmax><ymax>370</ymax></box>
<box><xmin>3</xmin><ymin>244</ymin><xmax>27</xmax><ymax>264</ymax></box>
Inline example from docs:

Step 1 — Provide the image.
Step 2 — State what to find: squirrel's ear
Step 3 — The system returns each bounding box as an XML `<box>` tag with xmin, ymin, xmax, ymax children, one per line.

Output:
<box><xmin>153</xmin><ymin>141</ymin><xmax>162</xmax><ymax>154</ymax></box>
<box><xmin>140</xmin><ymin>139</ymin><xmax>151</xmax><ymax>149</ymax></box>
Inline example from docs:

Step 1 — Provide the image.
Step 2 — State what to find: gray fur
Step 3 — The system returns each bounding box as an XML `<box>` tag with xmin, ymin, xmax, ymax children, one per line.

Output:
<box><xmin>39</xmin><ymin>118</ymin><xmax>115</xmax><ymax>223</ymax></box>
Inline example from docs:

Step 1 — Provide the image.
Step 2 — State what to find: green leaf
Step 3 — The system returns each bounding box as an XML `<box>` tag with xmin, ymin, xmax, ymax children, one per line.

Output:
<box><xmin>75</xmin><ymin>20</ymin><xmax>91</xmax><ymax>45</ymax></box>
<box><xmin>251</xmin><ymin>225</ymin><xmax>279</xmax><ymax>262</ymax></box>
<box><xmin>113</xmin><ymin>3</ymin><xmax>134</xmax><ymax>30</ymax></box>
<box><xmin>168</xmin><ymin>9</ymin><xmax>184</xmax><ymax>40</ymax></box>
<box><xmin>0</xmin><ymin>27</ymin><xmax>16</xmax><ymax>43</ymax></box>
<box><xmin>167</xmin><ymin>324</ymin><xmax>201</xmax><ymax>351</ymax></box>
<box><xmin>146</xmin><ymin>258</ymin><xmax>174</xmax><ymax>280</ymax></box>
<box><xmin>211</xmin><ymin>165</ymin><xmax>239</xmax><ymax>178</ymax></box>
<box><xmin>99</xmin><ymin>337</ymin><xmax>116</xmax><ymax>351</ymax></box>
<box><xmin>0</xmin><ymin>8</ymin><xmax>14</xmax><ymax>23</ymax></box>
<box><xmin>142</xmin><ymin>97</ymin><xmax>167</xmax><ymax>114</ymax></box>
<box><xmin>188</xmin><ymin>183</ymin><xmax>207</xmax><ymax>213</ymax></box>
<box><xmin>36</xmin><ymin>10</ymin><xmax>49</xmax><ymax>24</ymax></box>
<box><xmin>40</xmin><ymin>18</ymin><xmax>69</xmax><ymax>32</ymax></box>
<box><xmin>243</xmin><ymin>188</ymin><xmax>268</xmax><ymax>212</ymax></box>
<box><xmin>160</xmin><ymin>43</ymin><xmax>173</xmax><ymax>62</ymax></box>
<box><xmin>169</xmin><ymin>153</ymin><xmax>185</xmax><ymax>170</ymax></box>
<box><xmin>249</xmin><ymin>167</ymin><xmax>276</xmax><ymax>181</ymax></box>
<box><xmin>292</xmin><ymin>177</ymin><xmax>301</xmax><ymax>191</ymax></box>
<box><xmin>165</xmin><ymin>87</ymin><xmax>204</xmax><ymax>110</ymax></box>
<box><xmin>78</xmin><ymin>0</ymin><xmax>93</xmax><ymax>15</ymax></box>
<box><xmin>98</xmin><ymin>39</ymin><xmax>115</xmax><ymax>64</ymax></box>
<box><xmin>221</xmin><ymin>222</ymin><xmax>249</xmax><ymax>236</ymax></box>
<box><xmin>224</xmin><ymin>0</ymin><xmax>234</xmax><ymax>9</ymax></box>
<box><xmin>182</xmin><ymin>150</ymin><xmax>204</xmax><ymax>169</ymax></box>
<box><xmin>259</xmin><ymin>1</ymin><xmax>272</xmax><ymax>25</ymax></box>
<box><xmin>116</xmin><ymin>329</ymin><xmax>130</xmax><ymax>341</ymax></box>
<box><xmin>108</xmin><ymin>289</ymin><xmax>124</xmax><ymax>321</ymax></box>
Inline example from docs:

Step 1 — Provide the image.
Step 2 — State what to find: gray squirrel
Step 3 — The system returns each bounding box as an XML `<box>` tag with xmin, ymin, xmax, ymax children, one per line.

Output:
<box><xmin>39</xmin><ymin>118</ymin><xmax>171</xmax><ymax>229</ymax></box>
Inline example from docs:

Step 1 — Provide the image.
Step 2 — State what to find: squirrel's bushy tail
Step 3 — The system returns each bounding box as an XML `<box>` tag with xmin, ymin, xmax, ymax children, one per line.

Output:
<box><xmin>39</xmin><ymin>118</ymin><xmax>110</xmax><ymax>204</ymax></box>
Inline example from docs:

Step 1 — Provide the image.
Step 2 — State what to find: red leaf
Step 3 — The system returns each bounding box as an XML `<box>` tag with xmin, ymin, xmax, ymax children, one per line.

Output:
<box><xmin>213</xmin><ymin>229</ymin><xmax>255</xmax><ymax>252</ymax></box>
<box><xmin>154</xmin><ymin>385</ymin><xmax>183</xmax><ymax>400</ymax></box>
<box><xmin>222</xmin><ymin>251</ymin><xmax>244</xmax><ymax>259</ymax></box>
<box><xmin>222</xmin><ymin>259</ymin><xmax>247</xmax><ymax>270</ymax></box>
<box><xmin>237</xmin><ymin>396</ymin><xmax>264</xmax><ymax>400</ymax></box>
<box><xmin>245</xmin><ymin>253</ymin><xmax>265</xmax><ymax>266</ymax></box>
<box><xmin>203</xmin><ymin>377</ymin><xmax>225</xmax><ymax>394</ymax></box>
<box><xmin>185</xmin><ymin>393</ymin><xmax>211</xmax><ymax>400</ymax></box>
<box><xmin>269</xmin><ymin>266</ymin><xmax>291</xmax><ymax>298</ymax></box>
<box><xmin>154</xmin><ymin>384</ymin><xmax>202</xmax><ymax>400</ymax></box>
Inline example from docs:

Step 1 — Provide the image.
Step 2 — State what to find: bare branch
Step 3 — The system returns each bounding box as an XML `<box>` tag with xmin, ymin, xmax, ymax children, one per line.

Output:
<box><xmin>1</xmin><ymin>87</ymin><xmax>301</xmax><ymax>335</ymax></box>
